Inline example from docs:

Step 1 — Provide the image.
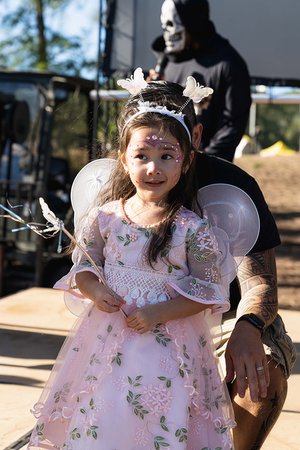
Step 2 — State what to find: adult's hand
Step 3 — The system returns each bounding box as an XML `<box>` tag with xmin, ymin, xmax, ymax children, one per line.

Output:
<box><xmin>227</xmin><ymin>248</ymin><xmax>277</xmax><ymax>401</ymax></box>
<box><xmin>225</xmin><ymin>320</ymin><xmax>270</xmax><ymax>402</ymax></box>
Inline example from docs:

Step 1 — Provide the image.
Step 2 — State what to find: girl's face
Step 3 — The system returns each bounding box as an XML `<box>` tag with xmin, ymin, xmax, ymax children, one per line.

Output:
<box><xmin>122</xmin><ymin>126</ymin><xmax>188</xmax><ymax>203</ymax></box>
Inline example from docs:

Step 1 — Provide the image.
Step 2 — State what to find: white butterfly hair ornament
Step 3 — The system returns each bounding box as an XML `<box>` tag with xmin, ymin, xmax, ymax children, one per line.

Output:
<box><xmin>179</xmin><ymin>76</ymin><xmax>214</xmax><ymax>112</ymax></box>
<box><xmin>116</xmin><ymin>67</ymin><xmax>148</xmax><ymax>95</ymax></box>
<box><xmin>183</xmin><ymin>76</ymin><xmax>214</xmax><ymax>103</ymax></box>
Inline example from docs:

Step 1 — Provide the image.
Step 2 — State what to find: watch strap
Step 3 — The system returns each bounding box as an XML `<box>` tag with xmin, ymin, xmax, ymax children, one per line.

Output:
<box><xmin>236</xmin><ymin>313</ymin><xmax>266</xmax><ymax>335</ymax></box>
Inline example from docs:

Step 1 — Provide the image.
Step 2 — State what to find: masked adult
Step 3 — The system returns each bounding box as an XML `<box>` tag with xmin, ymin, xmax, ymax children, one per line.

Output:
<box><xmin>151</xmin><ymin>0</ymin><xmax>252</xmax><ymax>162</ymax></box>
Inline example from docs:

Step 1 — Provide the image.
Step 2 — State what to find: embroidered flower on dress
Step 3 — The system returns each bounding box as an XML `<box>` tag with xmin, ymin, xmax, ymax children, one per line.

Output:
<box><xmin>159</xmin><ymin>356</ymin><xmax>176</xmax><ymax>374</ymax></box>
<box><xmin>197</xmin><ymin>235</ymin><xmax>211</xmax><ymax>251</ymax></box>
<box><xmin>53</xmin><ymin>382</ymin><xmax>71</xmax><ymax>404</ymax></box>
<box><xmin>141</xmin><ymin>383</ymin><xmax>173</xmax><ymax>417</ymax></box>
<box><xmin>204</xmin><ymin>265</ymin><xmax>219</xmax><ymax>282</ymax></box>
<box><xmin>82</xmin><ymin>376</ymin><xmax>99</xmax><ymax>394</ymax></box>
<box><xmin>189</xmin><ymin>415</ymin><xmax>206</xmax><ymax>436</ymax></box>
<box><xmin>187</xmin><ymin>279</ymin><xmax>206</xmax><ymax>298</ymax></box>
<box><xmin>112</xmin><ymin>375</ymin><xmax>130</xmax><ymax>391</ymax></box>
<box><xmin>92</xmin><ymin>397</ymin><xmax>106</xmax><ymax>413</ymax></box>
<box><xmin>134</xmin><ymin>427</ymin><xmax>150</xmax><ymax>447</ymax></box>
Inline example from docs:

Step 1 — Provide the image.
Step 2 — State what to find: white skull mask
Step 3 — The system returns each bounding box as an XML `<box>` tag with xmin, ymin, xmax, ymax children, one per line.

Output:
<box><xmin>161</xmin><ymin>0</ymin><xmax>186</xmax><ymax>54</ymax></box>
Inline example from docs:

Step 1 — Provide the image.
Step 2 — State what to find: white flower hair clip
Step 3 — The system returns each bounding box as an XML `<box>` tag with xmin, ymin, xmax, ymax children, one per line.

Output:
<box><xmin>116</xmin><ymin>67</ymin><xmax>148</xmax><ymax>95</ymax></box>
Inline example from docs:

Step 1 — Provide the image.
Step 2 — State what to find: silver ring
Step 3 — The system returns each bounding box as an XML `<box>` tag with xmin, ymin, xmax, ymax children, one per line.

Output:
<box><xmin>256</xmin><ymin>366</ymin><xmax>264</xmax><ymax>372</ymax></box>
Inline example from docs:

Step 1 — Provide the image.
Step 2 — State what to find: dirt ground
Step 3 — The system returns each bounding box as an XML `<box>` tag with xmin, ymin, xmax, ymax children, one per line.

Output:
<box><xmin>236</xmin><ymin>153</ymin><xmax>300</xmax><ymax>310</ymax></box>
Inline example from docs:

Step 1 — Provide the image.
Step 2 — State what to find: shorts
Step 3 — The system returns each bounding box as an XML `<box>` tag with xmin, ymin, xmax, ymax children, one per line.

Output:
<box><xmin>215</xmin><ymin>312</ymin><xmax>297</xmax><ymax>379</ymax></box>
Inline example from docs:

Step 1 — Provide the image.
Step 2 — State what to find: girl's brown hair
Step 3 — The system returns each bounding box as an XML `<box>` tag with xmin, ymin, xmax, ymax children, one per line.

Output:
<box><xmin>101</xmin><ymin>80</ymin><xmax>199</xmax><ymax>265</ymax></box>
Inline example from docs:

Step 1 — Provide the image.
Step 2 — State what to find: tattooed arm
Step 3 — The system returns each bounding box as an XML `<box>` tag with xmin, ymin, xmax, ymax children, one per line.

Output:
<box><xmin>225</xmin><ymin>249</ymin><xmax>278</xmax><ymax>402</ymax></box>
<box><xmin>236</xmin><ymin>248</ymin><xmax>278</xmax><ymax>325</ymax></box>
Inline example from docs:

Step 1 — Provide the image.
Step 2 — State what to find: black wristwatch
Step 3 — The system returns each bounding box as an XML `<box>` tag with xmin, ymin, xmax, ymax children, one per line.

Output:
<box><xmin>236</xmin><ymin>313</ymin><xmax>266</xmax><ymax>335</ymax></box>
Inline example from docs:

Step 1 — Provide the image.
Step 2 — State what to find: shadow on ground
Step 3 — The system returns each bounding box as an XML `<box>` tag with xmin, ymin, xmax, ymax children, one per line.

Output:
<box><xmin>0</xmin><ymin>329</ymin><xmax>64</xmax><ymax>359</ymax></box>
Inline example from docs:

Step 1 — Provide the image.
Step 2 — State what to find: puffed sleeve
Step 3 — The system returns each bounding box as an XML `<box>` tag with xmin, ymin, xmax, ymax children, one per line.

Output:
<box><xmin>168</xmin><ymin>219</ymin><xmax>231</xmax><ymax>314</ymax></box>
<box><xmin>53</xmin><ymin>206</ymin><xmax>105</xmax><ymax>296</ymax></box>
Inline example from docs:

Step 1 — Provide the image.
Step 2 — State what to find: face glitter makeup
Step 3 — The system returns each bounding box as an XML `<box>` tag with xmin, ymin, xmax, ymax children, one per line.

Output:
<box><xmin>123</xmin><ymin>128</ymin><xmax>185</xmax><ymax>204</ymax></box>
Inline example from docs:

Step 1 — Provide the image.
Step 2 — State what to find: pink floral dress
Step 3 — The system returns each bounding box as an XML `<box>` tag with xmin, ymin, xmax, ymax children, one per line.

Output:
<box><xmin>28</xmin><ymin>200</ymin><xmax>236</xmax><ymax>450</ymax></box>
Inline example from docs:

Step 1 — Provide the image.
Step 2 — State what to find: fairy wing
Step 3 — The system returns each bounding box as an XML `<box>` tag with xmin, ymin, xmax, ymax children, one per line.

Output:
<box><xmin>62</xmin><ymin>158</ymin><xmax>116</xmax><ymax>316</ymax></box>
<box><xmin>195</xmin><ymin>183</ymin><xmax>260</xmax><ymax>282</ymax></box>
<box><xmin>71</xmin><ymin>158</ymin><xmax>116</xmax><ymax>230</ymax></box>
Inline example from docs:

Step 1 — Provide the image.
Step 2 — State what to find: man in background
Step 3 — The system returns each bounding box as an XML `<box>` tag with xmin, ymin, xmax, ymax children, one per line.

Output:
<box><xmin>151</xmin><ymin>0</ymin><xmax>252</xmax><ymax>162</ymax></box>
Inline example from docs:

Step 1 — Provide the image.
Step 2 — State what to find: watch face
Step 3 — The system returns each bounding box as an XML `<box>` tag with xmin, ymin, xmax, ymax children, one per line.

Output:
<box><xmin>161</xmin><ymin>0</ymin><xmax>186</xmax><ymax>54</ymax></box>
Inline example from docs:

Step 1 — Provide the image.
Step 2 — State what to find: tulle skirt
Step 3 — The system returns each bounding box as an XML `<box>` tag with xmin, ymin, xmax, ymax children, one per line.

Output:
<box><xmin>28</xmin><ymin>304</ymin><xmax>235</xmax><ymax>449</ymax></box>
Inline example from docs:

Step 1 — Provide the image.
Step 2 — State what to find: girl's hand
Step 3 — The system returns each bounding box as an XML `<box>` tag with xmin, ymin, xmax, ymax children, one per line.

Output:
<box><xmin>93</xmin><ymin>284</ymin><xmax>126</xmax><ymax>313</ymax></box>
<box><xmin>125</xmin><ymin>296</ymin><xmax>209</xmax><ymax>333</ymax></box>
<box><xmin>75</xmin><ymin>272</ymin><xmax>125</xmax><ymax>314</ymax></box>
<box><xmin>126</xmin><ymin>304</ymin><xmax>163</xmax><ymax>333</ymax></box>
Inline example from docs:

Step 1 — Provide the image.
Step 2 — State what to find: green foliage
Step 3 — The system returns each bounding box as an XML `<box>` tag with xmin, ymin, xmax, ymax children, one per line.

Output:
<box><xmin>256</xmin><ymin>103</ymin><xmax>300</xmax><ymax>150</ymax></box>
<box><xmin>0</xmin><ymin>0</ymin><xmax>95</xmax><ymax>75</ymax></box>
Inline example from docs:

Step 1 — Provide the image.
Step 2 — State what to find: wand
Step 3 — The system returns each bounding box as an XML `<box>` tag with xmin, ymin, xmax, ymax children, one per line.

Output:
<box><xmin>0</xmin><ymin>198</ymin><xmax>128</xmax><ymax>317</ymax></box>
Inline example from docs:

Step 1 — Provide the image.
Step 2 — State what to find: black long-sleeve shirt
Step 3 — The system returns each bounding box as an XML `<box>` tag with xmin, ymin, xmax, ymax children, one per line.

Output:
<box><xmin>161</xmin><ymin>34</ymin><xmax>252</xmax><ymax>161</ymax></box>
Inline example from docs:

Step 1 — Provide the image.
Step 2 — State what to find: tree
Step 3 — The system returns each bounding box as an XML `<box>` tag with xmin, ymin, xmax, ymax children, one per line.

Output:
<box><xmin>256</xmin><ymin>103</ymin><xmax>300</xmax><ymax>151</ymax></box>
<box><xmin>0</xmin><ymin>0</ymin><xmax>95</xmax><ymax>75</ymax></box>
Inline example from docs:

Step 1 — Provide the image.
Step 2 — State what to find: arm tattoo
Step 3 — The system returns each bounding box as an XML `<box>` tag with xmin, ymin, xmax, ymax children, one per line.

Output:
<box><xmin>237</xmin><ymin>248</ymin><xmax>278</xmax><ymax>324</ymax></box>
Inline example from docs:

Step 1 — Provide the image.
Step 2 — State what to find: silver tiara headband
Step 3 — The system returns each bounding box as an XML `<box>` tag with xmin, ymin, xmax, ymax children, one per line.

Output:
<box><xmin>124</xmin><ymin>101</ymin><xmax>193</xmax><ymax>141</ymax></box>
<box><xmin>117</xmin><ymin>67</ymin><xmax>213</xmax><ymax>142</ymax></box>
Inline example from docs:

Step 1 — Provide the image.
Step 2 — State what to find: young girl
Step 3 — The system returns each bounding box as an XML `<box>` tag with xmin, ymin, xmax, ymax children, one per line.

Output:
<box><xmin>28</xmin><ymin>74</ymin><xmax>237</xmax><ymax>449</ymax></box>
